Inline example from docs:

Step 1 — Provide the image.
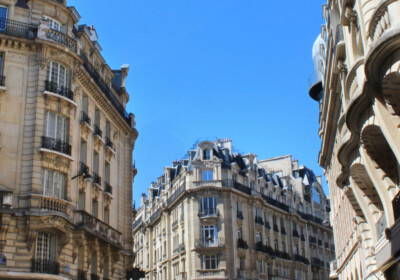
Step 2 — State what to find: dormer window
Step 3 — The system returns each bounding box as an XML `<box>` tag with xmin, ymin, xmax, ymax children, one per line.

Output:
<box><xmin>203</xmin><ymin>149</ymin><xmax>212</xmax><ymax>160</ymax></box>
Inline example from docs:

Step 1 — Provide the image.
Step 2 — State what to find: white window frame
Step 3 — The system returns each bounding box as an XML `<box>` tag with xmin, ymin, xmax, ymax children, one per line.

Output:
<box><xmin>201</xmin><ymin>225</ymin><xmax>217</xmax><ymax>247</ymax></box>
<box><xmin>201</xmin><ymin>255</ymin><xmax>219</xmax><ymax>270</ymax></box>
<box><xmin>35</xmin><ymin>232</ymin><xmax>56</xmax><ymax>262</ymax></box>
<box><xmin>45</xmin><ymin>111</ymin><xmax>69</xmax><ymax>142</ymax></box>
<box><xmin>200</xmin><ymin>197</ymin><xmax>217</xmax><ymax>216</ymax></box>
<box><xmin>46</xmin><ymin>61</ymin><xmax>70</xmax><ymax>90</ymax></box>
<box><xmin>201</xmin><ymin>169</ymin><xmax>214</xmax><ymax>181</ymax></box>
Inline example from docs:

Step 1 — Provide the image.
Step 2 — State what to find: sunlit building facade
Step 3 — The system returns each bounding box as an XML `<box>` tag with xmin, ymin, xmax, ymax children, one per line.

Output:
<box><xmin>133</xmin><ymin>139</ymin><xmax>334</xmax><ymax>280</ymax></box>
<box><xmin>310</xmin><ymin>0</ymin><xmax>400</xmax><ymax>279</ymax></box>
<box><xmin>0</xmin><ymin>0</ymin><xmax>138</xmax><ymax>279</ymax></box>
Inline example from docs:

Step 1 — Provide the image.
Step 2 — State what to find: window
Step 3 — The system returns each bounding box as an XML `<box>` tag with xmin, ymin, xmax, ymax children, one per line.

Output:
<box><xmin>80</xmin><ymin>140</ymin><xmax>87</xmax><ymax>164</ymax></box>
<box><xmin>47</xmin><ymin>61</ymin><xmax>70</xmax><ymax>89</ymax></box>
<box><xmin>201</xmin><ymin>225</ymin><xmax>217</xmax><ymax>246</ymax></box>
<box><xmin>104</xmin><ymin>207</ymin><xmax>110</xmax><ymax>224</ymax></box>
<box><xmin>78</xmin><ymin>191</ymin><xmax>85</xmax><ymax>210</ymax></box>
<box><xmin>93</xmin><ymin>151</ymin><xmax>99</xmax><ymax>175</ymax></box>
<box><xmin>92</xmin><ymin>199</ymin><xmax>98</xmax><ymax>217</ymax></box>
<box><xmin>203</xmin><ymin>149</ymin><xmax>212</xmax><ymax>160</ymax></box>
<box><xmin>82</xmin><ymin>94</ymin><xmax>89</xmax><ymax>113</ymax></box>
<box><xmin>199</xmin><ymin>197</ymin><xmax>217</xmax><ymax>216</ymax></box>
<box><xmin>95</xmin><ymin>107</ymin><xmax>101</xmax><ymax>127</ymax></box>
<box><xmin>201</xmin><ymin>169</ymin><xmax>213</xmax><ymax>181</ymax></box>
<box><xmin>45</xmin><ymin>111</ymin><xmax>69</xmax><ymax>142</ymax></box>
<box><xmin>34</xmin><ymin>232</ymin><xmax>56</xmax><ymax>272</ymax></box>
<box><xmin>106</xmin><ymin>120</ymin><xmax>111</xmax><ymax>138</ymax></box>
<box><xmin>43</xmin><ymin>168</ymin><xmax>66</xmax><ymax>199</ymax></box>
<box><xmin>201</xmin><ymin>255</ymin><xmax>219</xmax><ymax>270</ymax></box>
<box><xmin>237</xmin><ymin>227</ymin><xmax>243</xmax><ymax>239</ymax></box>
<box><xmin>44</xmin><ymin>16</ymin><xmax>62</xmax><ymax>32</ymax></box>
<box><xmin>0</xmin><ymin>52</ymin><xmax>4</xmax><ymax>78</ymax></box>
<box><xmin>173</xmin><ymin>263</ymin><xmax>179</xmax><ymax>276</ymax></box>
<box><xmin>0</xmin><ymin>6</ymin><xmax>8</xmax><ymax>31</ymax></box>
<box><xmin>312</xmin><ymin>187</ymin><xmax>321</xmax><ymax>204</ymax></box>
<box><xmin>239</xmin><ymin>257</ymin><xmax>245</xmax><ymax>270</ymax></box>
<box><xmin>105</xmin><ymin>162</ymin><xmax>110</xmax><ymax>184</ymax></box>
<box><xmin>255</xmin><ymin>232</ymin><xmax>262</xmax><ymax>243</ymax></box>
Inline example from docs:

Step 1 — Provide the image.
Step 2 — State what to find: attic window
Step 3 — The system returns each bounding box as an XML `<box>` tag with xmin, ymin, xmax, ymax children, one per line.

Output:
<box><xmin>203</xmin><ymin>149</ymin><xmax>212</xmax><ymax>160</ymax></box>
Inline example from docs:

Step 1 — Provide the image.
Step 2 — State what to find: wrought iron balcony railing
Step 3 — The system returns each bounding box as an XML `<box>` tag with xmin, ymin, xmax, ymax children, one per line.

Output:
<box><xmin>195</xmin><ymin>238</ymin><xmax>224</xmax><ymax>249</ymax></box>
<box><xmin>105</xmin><ymin>182</ymin><xmax>112</xmax><ymax>194</ymax></box>
<box><xmin>94</xmin><ymin>125</ymin><xmax>103</xmax><ymax>138</ymax></box>
<box><xmin>237</xmin><ymin>238</ymin><xmax>248</xmax><ymax>249</ymax></box>
<box><xmin>105</xmin><ymin>137</ymin><xmax>114</xmax><ymax>149</ymax></box>
<box><xmin>31</xmin><ymin>259</ymin><xmax>60</xmax><ymax>274</ymax></box>
<box><xmin>74</xmin><ymin>210</ymin><xmax>122</xmax><ymax>247</ymax></box>
<box><xmin>0</xmin><ymin>17</ymin><xmax>38</xmax><ymax>39</ymax></box>
<box><xmin>81</xmin><ymin>111</ymin><xmax>91</xmax><ymax>125</ymax></box>
<box><xmin>92</xmin><ymin>172</ymin><xmax>101</xmax><ymax>186</ymax></box>
<box><xmin>45</xmin><ymin>28</ymin><xmax>77</xmax><ymax>53</ymax></box>
<box><xmin>45</xmin><ymin>80</ymin><xmax>74</xmax><ymax>101</ymax></box>
<box><xmin>198</xmin><ymin>209</ymin><xmax>218</xmax><ymax>218</ymax></box>
<box><xmin>41</xmin><ymin>136</ymin><xmax>71</xmax><ymax>155</ymax></box>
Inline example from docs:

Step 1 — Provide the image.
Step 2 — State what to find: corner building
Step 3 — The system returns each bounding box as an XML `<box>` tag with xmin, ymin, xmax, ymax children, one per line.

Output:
<box><xmin>310</xmin><ymin>0</ymin><xmax>400</xmax><ymax>279</ymax></box>
<box><xmin>133</xmin><ymin>140</ymin><xmax>334</xmax><ymax>280</ymax></box>
<box><xmin>0</xmin><ymin>0</ymin><xmax>138</xmax><ymax>279</ymax></box>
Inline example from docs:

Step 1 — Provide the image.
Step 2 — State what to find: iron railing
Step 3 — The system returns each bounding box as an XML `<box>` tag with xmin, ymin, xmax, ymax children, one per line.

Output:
<box><xmin>92</xmin><ymin>172</ymin><xmax>101</xmax><ymax>186</ymax></box>
<box><xmin>261</xmin><ymin>194</ymin><xmax>289</xmax><ymax>212</ymax></box>
<box><xmin>195</xmin><ymin>238</ymin><xmax>224</xmax><ymax>249</ymax></box>
<box><xmin>80</xmin><ymin>53</ymin><xmax>132</xmax><ymax>125</ymax></box>
<box><xmin>0</xmin><ymin>17</ymin><xmax>37</xmax><ymax>39</ymax></box>
<box><xmin>294</xmin><ymin>254</ymin><xmax>310</xmax><ymax>265</ymax></box>
<box><xmin>105</xmin><ymin>182</ymin><xmax>112</xmax><ymax>194</ymax></box>
<box><xmin>45</xmin><ymin>28</ymin><xmax>77</xmax><ymax>53</ymax></box>
<box><xmin>0</xmin><ymin>75</ymin><xmax>5</xmax><ymax>87</ymax></box>
<box><xmin>31</xmin><ymin>259</ymin><xmax>60</xmax><ymax>274</ymax></box>
<box><xmin>94</xmin><ymin>125</ymin><xmax>102</xmax><ymax>138</ymax></box>
<box><xmin>198</xmin><ymin>209</ymin><xmax>218</xmax><ymax>218</ymax></box>
<box><xmin>105</xmin><ymin>137</ymin><xmax>114</xmax><ymax>149</ymax></box>
<box><xmin>42</xmin><ymin>136</ymin><xmax>71</xmax><ymax>155</ymax></box>
<box><xmin>81</xmin><ymin>111</ymin><xmax>91</xmax><ymax>125</ymax></box>
<box><xmin>45</xmin><ymin>80</ymin><xmax>74</xmax><ymax>101</ymax></box>
<box><xmin>77</xmin><ymin>270</ymin><xmax>87</xmax><ymax>280</ymax></box>
<box><xmin>237</xmin><ymin>238</ymin><xmax>248</xmax><ymax>249</ymax></box>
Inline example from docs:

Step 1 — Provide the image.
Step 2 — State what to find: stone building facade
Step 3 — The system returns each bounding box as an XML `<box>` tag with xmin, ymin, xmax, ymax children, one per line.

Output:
<box><xmin>309</xmin><ymin>0</ymin><xmax>400</xmax><ymax>279</ymax></box>
<box><xmin>0</xmin><ymin>0</ymin><xmax>138</xmax><ymax>279</ymax></box>
<box><xmin>132</xmin><ymin>140</ymin><xmax>334</xmax><ymax>280</ymax></box>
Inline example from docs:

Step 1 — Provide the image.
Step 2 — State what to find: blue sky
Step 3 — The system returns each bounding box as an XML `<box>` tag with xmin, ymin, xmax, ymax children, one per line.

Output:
<box><xmin>69</xmin><ymin>0</ymin><xmax>326</xmax><ymax>205</ymax></box>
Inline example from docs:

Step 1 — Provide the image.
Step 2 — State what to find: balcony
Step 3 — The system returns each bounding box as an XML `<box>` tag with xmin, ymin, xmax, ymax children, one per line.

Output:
<box><xmin>274</xmin><ymin>250</ymin><xmax>291</xmax><ymax>260</ymax></box>
<box><xmin>92</xmin><ymin>172</ymin><xmax>102</xmax><ymax>187</ymax></box>
<box><xmin>198</xmin><ymin>210</ymin><xmax>219</xmax><ymax>219</ymax></box>
<box><xmin>81</xmin><ymin>111</ymin><xmax>91</xmax><ymax>126</ymax></box>
<box><xmin>261</xmin><ymin>194</ymin><xmax>289</xmax><ymax>212</ymax></box>
<box><xmin>94</xmin><ymin>125</ymin><xmax>103</xmax><ymax>138</ymax></box>
<box><xmin>104</xmin><ymin>182</ymin><xmax>112</xmax><ymax>195</ymax></box>
<box><xmin>41</xmin><ymin>27</ymin><xmax>77</xmax><ymax>53</ymax></box>
<box><xmin>233</xmin><ymin>181</ymin><xmax>251</xmax><ymax>195</ymax></box>
<box><xmin>28</xmin><ymin>194</ymin><xmax>71</xmax><ymax>217</ymax></box>
<box><xmin>255</xmin><ymin>216</ymin><xmax>264</xmax><ymax>225</ymax></box>
<box><xmin>237</xmin><ymin>238</ymin><xmax>248</xmax><ymax>249</ymax></box>
<box><xmin>196</xmin><ymin>270</ymin><xmax>225</xmax><ymax>278</ymax></box>
<box><xmin>0</xmin><ymin>17</ymin><xmax>38</xmax><ymax>40</ymax></box>
<box><xmin>255</xmin><ymin>242</ymin><xmax>274</xmax><ymax>255</ymax></box>
<box><xmin>44</xmin><ymin>80</ymin><xmax>74</xmax><ymax>103</ymax></box>
<box><xmin>195</xmin><ymin>238</ymin><xmax>225</xmax><ymax>250</ymax></box>
<box><xmin>41</xmin><ymin>136</ymin><xmax>71</xmax><ymax>156</ymax></box>
<box><xmin>74</xmin><ymin>210</ymin><xmax>122</xmax><ymax>248</ymax></box>
<box><xmin>80</xmin><ymin>53</ymin><xmax>132</xmax><ymax>125</ymax></box>
<box><xmin>294</xmin><ymin>254</ymin><xmax>310</xmax><ymax>265</ymax></box>
<box><xmin>311</xmin><ymin>257</ymin><xmax>325</xmax><ymax>268</ymax></box>
<box><xmin>166</xmin><ymin>184</ymin><xmax>186</xmax><ymax>206</ymax></box>
<box><xmin>309</xmin><ymin>236</ymin><xmax>317</xmax><ymax>244</ymax></box>
<box><xmin>31</xmin><ymin>259</ymin><xmax>60</xmax><ymax>275</ymax></box>
<box><xmin>105</xmin><ymin>137</ymin><xmax>114</xmax><ymax>150</ymax></box>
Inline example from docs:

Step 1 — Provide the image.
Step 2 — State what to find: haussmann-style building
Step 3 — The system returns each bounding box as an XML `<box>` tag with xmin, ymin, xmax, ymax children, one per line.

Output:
<box><xmin>309</xmin><ymin>0</ymin><xmax>400</xmax><ymax>279</ymax></box>
<box><xmin>0</xmin><ymin>0</ymin><xmax>138</xmax><ymax>279</ymax></box>
<box><xmin>132</xmin><ymin>139</ymin><xmax>334</xmax><ymax>280</ymax></box>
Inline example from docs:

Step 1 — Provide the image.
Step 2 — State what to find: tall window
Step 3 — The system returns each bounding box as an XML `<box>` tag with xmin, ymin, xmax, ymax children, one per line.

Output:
<box><xmin>105</xmin><ymin>120</ymin><xmax>111</xmax><ymax>139</ymax></box>
<box><xmin>105</xmin><ymin>162</ymin><xmax>110</xmax><ymax>184</ymax></box>
<box><xmin>104</xmin><ymin>206</ymin><xmax>110</xmax><ymax>224</ymax></box>
<box><xmin>43</xmin><ymin>168</ymin><xmax>66</xmax><ymax>199</ymax></box>
<box><xmin>201</xmin><ymin>225</ymin><xmax>217</xmax><ymax>246</ymax></box>
<box><xmin>201</xmin><ymin>169</ymin><xmax>213</xmax><ymax>181</ymax></box>
<box><xmin>80</xmin><ymin>140</ymin><xmax>87</xmax><ymax>164</ymax></box>
<box><xmin>45</xmin><ymin>111</ymin><xmax>69</xmax><ymax>142</ymax></box>
<box><xmin>34</xmin><ymin>232</ymin><xmax>56</xmax><ymax>271</ymax></box>
<box><xmin>0</xmin><ymin>6</ymin><xmax>8</xmax><ymax>31</ymax></box>
<box><xmin>78</xmin><ymin>191</ymin><xmax>85</xmax><ymax>210</ymax></box>
<box><xmin>201</xmin><ymin>255</ymin><xmax>219</xmax><ymax>269</ymax></box>
<box><xmin>312</xmin><ymin>187</ymin><xmax>321</xmax><ymax>204</ymax></box>
<box><xmin>94</xmin><ymin>107</ymin><xmax>101</xmax><ymax>127</ymax></box>
<box><xmin>200</xmin><ymin>197</ymin><xmax>217</xmax><ymax>216</ymax></box>
<box><xmin>0</xmin><ymin>52</ymin><xmax>4</xmax><ymax>78</ymax></box>
<box><xmin>93</xmin><ymin>151</ymin><xmax>99</xmax><ymax>175</ymax></box>
<box><xmin>255</xmin><ymin>232</ymin><xmax>262</xmax><ymax>243</ymax></box>
<box><xmin>47</xmin><ymin>61</ymin><xmax>70</xmax><ymax>89</ymax></box>
<box><xmin>82</xmin><ymin>94</ymin><xmax>89</xmax><ymax>114</ymax></box>
<box><xmin>92</xmin><ymin>199</ymin><xmax>98</xmax><ymax>218</ymax></box>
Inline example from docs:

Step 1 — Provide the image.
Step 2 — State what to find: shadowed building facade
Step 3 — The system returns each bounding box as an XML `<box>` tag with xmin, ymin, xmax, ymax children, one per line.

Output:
<box><xmin>132</xmin><ymin>140</ymin><xmax>333</xmax><ymax>280</ymax></box>
<box><xmin>0</xmin><ymin>0</ymin><xmax>138</xmax><ymax>279</ymax></box>
<box><xmin>310</xmin><ymin>0</ymin><xmax>400</xmax><ymax>279</ymax></box>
